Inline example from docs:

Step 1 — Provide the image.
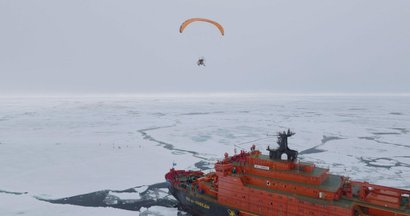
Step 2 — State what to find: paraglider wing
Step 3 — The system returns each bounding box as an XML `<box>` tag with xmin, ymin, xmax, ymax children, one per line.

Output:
<box><xmin>179</xmin><ymin>18</ymin><xmax>224</xmax><ymax>36</ymax></box>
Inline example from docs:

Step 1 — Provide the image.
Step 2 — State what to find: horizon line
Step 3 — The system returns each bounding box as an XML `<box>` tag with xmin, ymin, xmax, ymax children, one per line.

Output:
<box><xmin>0</xmin><ymin>92</ymin><xmax>410</xmax><ymax>98</ymax></box>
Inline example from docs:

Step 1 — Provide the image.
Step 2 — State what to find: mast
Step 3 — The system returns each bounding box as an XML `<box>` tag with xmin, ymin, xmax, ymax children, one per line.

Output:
<box><xmin>266</xmin><ymin>129</ymin><xmax>298</xmax><ymax>161</ymax></box>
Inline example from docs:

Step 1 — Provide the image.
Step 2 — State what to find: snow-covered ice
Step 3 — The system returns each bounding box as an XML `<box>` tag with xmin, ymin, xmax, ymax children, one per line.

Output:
<box><xmin>0</xmin><ymin>95</ymin><xmax>409</xmax><ymax>215</ymax></box>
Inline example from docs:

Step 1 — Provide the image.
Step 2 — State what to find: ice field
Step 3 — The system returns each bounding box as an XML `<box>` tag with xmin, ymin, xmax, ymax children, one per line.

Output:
<box><xmin>0</xmin><ymin>95</ymin><xmax>409</xmax><ymax>215</ymax></box>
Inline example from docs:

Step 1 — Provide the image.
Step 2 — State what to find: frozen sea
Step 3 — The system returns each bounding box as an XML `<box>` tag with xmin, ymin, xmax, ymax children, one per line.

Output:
<box><xmin>0</xmin><ymin>94</ymin><xmax>409</xmax><ymax>215</ymax></box>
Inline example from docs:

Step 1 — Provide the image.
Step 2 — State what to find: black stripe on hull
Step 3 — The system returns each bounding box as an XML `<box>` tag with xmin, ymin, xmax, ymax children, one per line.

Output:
<box><xmin>169</xmin><ymin>186</ymin><xmax>240</xmax><ymax>216</ymax></box>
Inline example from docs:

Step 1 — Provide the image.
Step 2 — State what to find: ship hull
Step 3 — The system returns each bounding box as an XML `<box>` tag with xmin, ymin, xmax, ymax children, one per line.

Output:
<box><xmin>168</xmin><ymin>184</ymin><xmax>238</xmax><ymax>216</ymax></box>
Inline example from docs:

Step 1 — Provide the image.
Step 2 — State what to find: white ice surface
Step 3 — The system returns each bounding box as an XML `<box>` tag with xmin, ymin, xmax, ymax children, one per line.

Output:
<box><xmin>0</xmin><ymin>95</ymin><xmax>409</xmax><ymax>215</ymax></box>
<box><xmin>0</xmin><ymin>193</ymin><xmax>137</xmax><ymax>216</ymax></box>
<box><xmin>133</xmin><ymin>185</ymin><xmax>149</xmax><ymax>194</ymax></box>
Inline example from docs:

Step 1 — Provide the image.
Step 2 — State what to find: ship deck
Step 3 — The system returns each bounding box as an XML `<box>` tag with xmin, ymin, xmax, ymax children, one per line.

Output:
<box><xmin>244</xmin><ymin>171</ymin><xmax>342</xmax><ymax>193</ymax></box>
<box><xmin>245</xmin><ymin>181</ymin><xmax>352</xmax><ymax>208</ymax></box>
<box><xmin>198</xmin><ymin>179</ymin><xmax>352</xmax><ymax>208</ymax></box>
<box><xmin>250</xmin><ymin>154</ymin><xmax>329</xmax><ymax>177</ymax></box>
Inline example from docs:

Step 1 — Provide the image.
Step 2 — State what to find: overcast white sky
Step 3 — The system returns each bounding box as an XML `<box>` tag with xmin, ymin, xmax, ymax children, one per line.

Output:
<box><xmin>0</xmin><ymin>0</ymin><xmax>409</xmax><ymax>95</ymax></box>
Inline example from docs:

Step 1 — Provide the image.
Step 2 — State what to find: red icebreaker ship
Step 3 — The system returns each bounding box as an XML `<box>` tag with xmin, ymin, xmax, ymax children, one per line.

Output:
<box><xmin>166</xmin><ymin>130</ymin><xmax>410</xmax><ymax>216</ymax></box>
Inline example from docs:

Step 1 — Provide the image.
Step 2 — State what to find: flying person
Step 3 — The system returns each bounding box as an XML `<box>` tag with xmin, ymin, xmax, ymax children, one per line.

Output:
<box><xmin>197</xmin><ymin>57</ymin><xmax>205</xmax><ymax>66</ymax></box>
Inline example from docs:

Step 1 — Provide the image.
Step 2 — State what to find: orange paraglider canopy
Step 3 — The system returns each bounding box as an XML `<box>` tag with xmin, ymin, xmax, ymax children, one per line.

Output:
<box><xmin>179</xmin><ymin>18</ymin><xmax>224</xmax><ymax>36</ymax></box>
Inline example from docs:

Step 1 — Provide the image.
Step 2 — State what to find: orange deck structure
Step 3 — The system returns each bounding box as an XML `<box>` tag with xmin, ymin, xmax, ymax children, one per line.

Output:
<box><xmin>166</xmin><ymin>130</ymin><xmax>410</xmax><ymax>216</ymax></box>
